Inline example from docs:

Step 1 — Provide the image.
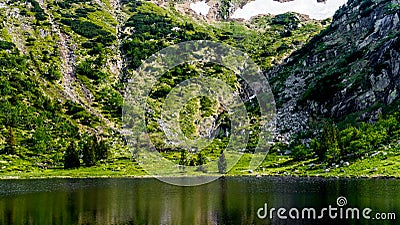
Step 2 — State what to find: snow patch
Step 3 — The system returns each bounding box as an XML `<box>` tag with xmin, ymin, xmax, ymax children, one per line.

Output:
<box><xmin>231</xmin><ymin>0</ymin><xmax>347</xmax><ymax>20</ymax></box>
<box><xmin>190</xmin><ymin>1</ymin><xmax>211</xmax><ymax>16</ymax></box>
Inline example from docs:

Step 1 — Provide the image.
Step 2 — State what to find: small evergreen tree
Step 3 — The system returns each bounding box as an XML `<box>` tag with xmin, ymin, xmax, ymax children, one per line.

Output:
<box><xmin>218</xmin><ymin>150</ymin><xmax>227</xmax><ymax>174</ymax></box>
<box><xmin>95</xmin><ymin>139</ymin><xmax>109</xmax><ymax>161</ymax></box>
<box><xmin>82</xmin><ymin>136</ymin><xmax>96</xmax><ymax>166</ymax></box>
<box><xmin>4</xmin><ymin>126</ymin><xmax>16</xmax><ymax>155</ymax></box>
<box><xmin>178</xmin><ymin>149</ymin><xmax>187</xmax><ymax>173</ymax></box>
<box><xmin>196</xmin><ymin>151</ymin><xmax>207</xmax><ymax>172</ymax></box>
<box><xmin>179</xmin><ymin>149</ymin><xmax>187</xmax><ymax>166</ymax></box>
<box><xmin>197</xmin><ymin>151</ymin><xmax>205</xmax><ymax>165</ymax></box>
<box><xmin>64</xmin><ymin>142</ymin><xmax>80</xmax><ymax>169</ymax></box>
<box><xmin>316</xmin><ymin>122</ymin><xmax>340</xmax><ymax>162</ymax></box>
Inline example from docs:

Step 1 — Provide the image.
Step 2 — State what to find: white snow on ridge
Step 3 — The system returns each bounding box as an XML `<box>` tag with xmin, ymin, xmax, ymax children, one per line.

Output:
<box><xmin>190</xmin><ymin>1</ymin><xmax>211</xmax><ymax>16</ymax></box>
<box><xmin>231</xmin><ymin>0</ymin><xmax>347</xmax><ymax>20</ymax></box>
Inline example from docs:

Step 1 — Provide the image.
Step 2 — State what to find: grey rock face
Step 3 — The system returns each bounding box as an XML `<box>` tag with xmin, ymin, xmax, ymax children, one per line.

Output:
<box><xmin>269</xmin><ymin>0</ymin><xmax>400</xmax><ymax>141</ymax></box>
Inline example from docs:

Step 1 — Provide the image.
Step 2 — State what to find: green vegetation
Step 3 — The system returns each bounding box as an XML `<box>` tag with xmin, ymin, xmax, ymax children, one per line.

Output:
<box><xmin>60</xmin><ymin>19</ymin><xmax>112</xmax><ymax>39</ymax></box>
<box><xmin>384</xmin><ymin>3</ymin><xmax>400</xmax><ymax>14</ymax></box>
<box><xmin>27</xmin><ymin>0</ymin><xmax>47</xmax><ymax>22</ymax></box>
<box><xmin>218</xmin><ymin>151</ymin><xmax>227</xmax><ymax>174</ymax></box>
<box><xmin>64</xmin><ymin>142</ymin><xmax>80</xmax><ymax>169</ymax></box>
<box><xmin>0</xmin><ymin>0</ymin><xmax>398</xmax><ymax>179</ymax></box>
<box><xmin>1</xmin><ymin>151</ymin><xmax>399</xmax><ymax>179</ymax></box>
<box><xmin>120</xmin><ymin>2</ymin><xmax>324</xmax><ymax>165</ymax></box>
<box><xmin>289</xmin><ymin>113</ymin><xmax>400</xmax><ymax>166</ymax></box>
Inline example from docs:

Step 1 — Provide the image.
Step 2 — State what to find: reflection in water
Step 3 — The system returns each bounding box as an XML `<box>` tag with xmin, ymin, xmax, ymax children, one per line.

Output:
<box><xmin>0</xmin><ymin>177</ymin><xmax>399</xmax><ymax>224</ymax></box>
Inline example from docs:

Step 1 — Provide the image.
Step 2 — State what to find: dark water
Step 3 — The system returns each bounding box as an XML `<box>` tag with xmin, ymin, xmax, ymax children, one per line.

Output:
<box><xmin>0</xmin><ymin>177</ymin><xmax>398</xmax><ymax>225</ymax></box>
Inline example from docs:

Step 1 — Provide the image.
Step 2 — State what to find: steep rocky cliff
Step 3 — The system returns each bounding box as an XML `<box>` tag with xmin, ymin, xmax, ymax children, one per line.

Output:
<box><xmin>270</xmin><ymin>0</ymin><xmax>400</xmax><ymax>141</ymax></box>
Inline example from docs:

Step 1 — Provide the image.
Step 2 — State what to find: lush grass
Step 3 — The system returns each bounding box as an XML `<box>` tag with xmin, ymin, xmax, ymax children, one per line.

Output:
<box><xmin>0</xmin><ymin>158</ymin><xmax>147</xmax><ymax>179</ymax></box>
<box><xmin>253</xmin><ymin>152</ymin><xmax>400</xmax><ymax>178</ymax></box>
<box><xmin>1</xmin><ymin>152</ymin><xmax>399</xmax><ymax>179</ymax></box>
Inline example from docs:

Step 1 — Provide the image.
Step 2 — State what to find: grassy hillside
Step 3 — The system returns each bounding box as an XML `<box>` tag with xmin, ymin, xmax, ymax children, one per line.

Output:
<box><xmin>0</xmin><ymin>0</ymin><xmax>398</xmax><ymax>178</ymax></box>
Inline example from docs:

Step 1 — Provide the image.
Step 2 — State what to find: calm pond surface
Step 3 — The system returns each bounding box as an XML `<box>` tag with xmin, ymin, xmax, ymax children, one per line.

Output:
<box><xmin>0</xmin><ymin>177</ymin><xmax>398</xmax><ymax>225</ymax></box>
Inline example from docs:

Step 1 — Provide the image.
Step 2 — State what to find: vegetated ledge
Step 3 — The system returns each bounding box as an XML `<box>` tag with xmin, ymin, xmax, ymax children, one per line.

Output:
<box><xmin>0</xmin><ymin>153</ymin><xmax>399</xmax><ymax>179</ymax></box>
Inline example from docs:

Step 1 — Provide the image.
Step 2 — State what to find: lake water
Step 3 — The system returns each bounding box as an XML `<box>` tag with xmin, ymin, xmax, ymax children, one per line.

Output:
<box><xmin>0</xmin><ymin>177</ymin><xmax>398</xmax><ymax>224</ymax></box>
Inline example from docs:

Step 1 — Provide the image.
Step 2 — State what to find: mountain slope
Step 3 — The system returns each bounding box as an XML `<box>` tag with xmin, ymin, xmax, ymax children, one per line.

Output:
<box><xmin>271</xmin><ymin>0</ymin><xmax>400</xmax><ymax>139</ymax></box>
<box><xmin>0</xmin><ymin>0</ymin><xmax>324</xmax><ymax>171</ymax></box>
<box><xmin>0</xmin><ymin>0</ymin><xmax>399</xmax><ymax>175</ymax></box>
<box><xmin>268</xmin><ymin>0</ymin><xmax>400</xmax><ymax>165</ymax></box>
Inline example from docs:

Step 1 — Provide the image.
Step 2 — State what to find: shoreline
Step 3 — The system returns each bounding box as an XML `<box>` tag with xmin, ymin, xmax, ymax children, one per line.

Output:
<box><xmin>1</xmin><ymin>171</ymin><xmax>399</xmax><ymax>180</ymax></box>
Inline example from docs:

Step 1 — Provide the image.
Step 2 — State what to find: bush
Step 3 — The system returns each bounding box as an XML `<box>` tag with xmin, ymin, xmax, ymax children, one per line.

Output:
<box><xmin>75</xmin><ymin>7</ymin><xmax>96</xmax><ymax>18</ymax></box>
<box><xmin>359</xmin><ymin>0</ymin><xmax>373</xmax><ymax>10</ymax></box>
<box><xmin>82</xmin><ymin>136</ymin><xmax>96</xmax><ymax>166</ymax></box>
<box><xmin>315</xmin><ymin>122</ymin><xmax>340</xmax><ymax>162</ymax></box>
<box><xmin>81</xmin><ymin>135</ymin><xmax>109</xmax><ymax>166</ymax></box>
<box><xmin>179</xmin><ymin>149</ymin><xmax>187</xmax><ymax>166</ymax></box>
<box><xmin>292</xmin><ymin>144</ymin><xmax>311</xmax><ymax>160</ymax></box>
<box><xmin>64</xmin><ymin>142</ymin><xmax>80</xmax><ymax>169</ymax></box>
<box><xmin>271</xmin><ymin>13</ymin><xmax>299</xmax><ymax>29</ymax></box>
<box><xmin>97</xmin><ymin>87</ymin><xmax>123</xmax><ymax>116</ymax></box>
<box><xmin>3</xmin><ymin>127</ymin><xmax>16</xmax><ymax>155</ymax></box>
<box><xmin>45</xmin><ymin>65</ymin><xmax>62</xmax><ymax>80</ymax></box>
<box><xmin>76</xmin><ymin>60</ymin><xmax>94</xmax><ymax>77</ymax></box>
<box><xmin>384</xmin><ymin>3</ymin><xmax>400</xmax><ymax>15</ymax></box>
<box><xmin>60</xmin><ymin>19</ymin><xmax>110</xmax><ymax>39</ymax></box>
<box><xmin>94</xmin><ymin>35</ymin><xmax>116</xmax><ymax>45</ymax></box>
<box><xmin>27</xmin><ymin>0</ymin><xmax>47</xmax><ymax>21</ymax></box>
<box><xmin>0</xmin><ymin>41</ymin><xmax>15</xmax><ymax>50</ymax></box>
<box><xmin>95</xmin><ymin>139</ymin><xmax>109</xmax><ymax>161</ymax></box>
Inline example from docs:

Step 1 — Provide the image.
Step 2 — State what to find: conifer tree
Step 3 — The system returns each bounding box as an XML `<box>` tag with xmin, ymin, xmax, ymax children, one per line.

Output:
<box><xmin>316</xmin><ymin>122</ymin><xmax>340</xmax><ymax>162</ymax></box>
<box><xmin>64</xmin><ymin>142</ymin><xmax>80</xmax><ymax>169</ymax></box>
<box><xmin>218</xmin><ymin>150</ymin><xmax>227</xmax><ymax>174</ymax></box>
<box><xmin>82</xmin><ymin>136</ymin><xmax>96</xmax><ymax>166</ymax></box>
<box><xmin>4</xmin><ymin>126</ymin><xmax>16</xmax><ymax>155</ymax></box>
<box><xmin>197</xmin><ymin>151</ymin><xmax>206</xmax><ymax>172</ymax></box>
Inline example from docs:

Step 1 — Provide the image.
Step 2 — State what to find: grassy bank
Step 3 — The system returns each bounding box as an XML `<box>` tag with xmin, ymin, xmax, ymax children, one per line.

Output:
<box><xmin>1</xmin><ymin>152</ymin><xmax>399</xmax><ymax>179</ymax></box>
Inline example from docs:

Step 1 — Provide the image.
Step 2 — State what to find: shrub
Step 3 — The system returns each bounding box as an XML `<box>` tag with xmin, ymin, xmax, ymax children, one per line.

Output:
<box><xmin>82</xmin><ymin>136</ymin><xmax>96</xmax><ymax>166</ymax></box>
<box><xmin>292</xmin><ymin>144</ymin><xmax>311</xmax><ymax>160</ymax></box>
<box><xmin>384</xmin><ymin>3</ymin><xmax>400</xmax><ymax>15</ymax></box>
<box><xmin>315</xmin><ymin>122</ymin><xmax>340</xmax><ymax>162</ymax></box>
<box><xmin>3</xmin><ymin>126</ymin><xmax>16</xmax><ymax>155</ymax></box>
<box><xmin>64</xmin><ymin>142</ymin><xmax>80</xmax><ymax>169</ymax></box>
<box><xmin>95</xmin><ymin>139</ymin><xmax>109</xmax><ymax>161</ymax></box>
<box><xmin>271</xmin><ymin>13</ymin><xmax>299</xmax><ymax>29</ymax></box>
<box><xmin>76</xmin><ymin>60</ymin><xmax>94</xmax><ymax>77</ymax></box>
<box><xmin>179</xmin><ymin>149</ymin><xmax>187</xmax><ymax>166</ymax></box>
<box><xmin>0</xmin><ymin>41</ymin><xmax>15</xmax><ymax>50</ymax></box>
<box><xmin>75</xmin><ymin>7</ymin><xmax>96</xmax><ymax>18</ymax></box>
<box><xmin>60</xmin><ymin>19</ymin><xmax>110</xmax><ymax>39</ymax></box>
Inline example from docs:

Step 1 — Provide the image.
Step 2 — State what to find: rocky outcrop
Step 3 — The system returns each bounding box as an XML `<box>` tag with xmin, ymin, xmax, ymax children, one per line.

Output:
<box><xmin>270</xmin><ymin>0</ymin><xmax>400</xmax><ymax>141</ymax></box>
<box><xmin>153</xmin><ymin>0</ymin><xmax>251</xmax><ymax>21</ymax></box>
